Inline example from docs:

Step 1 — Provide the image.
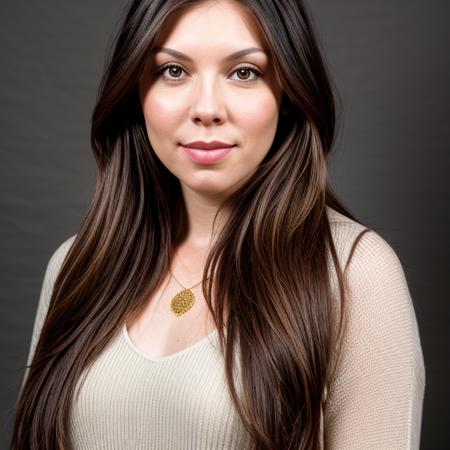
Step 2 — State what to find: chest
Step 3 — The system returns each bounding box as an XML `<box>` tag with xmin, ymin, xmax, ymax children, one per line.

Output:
<box><xmin>125</xmin><ymin>272</ymin><xmax>217</xmax><ymax>359</ymax></box>
<box><xmin>69</xmin><ymin>322</ymin><xmax>251</xmax><ymax>449</ymax></box>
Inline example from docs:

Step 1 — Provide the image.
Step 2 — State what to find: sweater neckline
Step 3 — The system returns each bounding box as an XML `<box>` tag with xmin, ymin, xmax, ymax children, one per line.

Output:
<box><xmin>122</xmin><ymin>323</ymin><xmax>219</xmax><ymax>363</ymax></box>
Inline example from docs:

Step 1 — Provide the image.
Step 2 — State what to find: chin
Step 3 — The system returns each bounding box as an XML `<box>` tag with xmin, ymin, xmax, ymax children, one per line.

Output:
<box><xmin>183</xmin><ymin>176</ymin><xmax>231</xmax><ymax>194</ymax></box>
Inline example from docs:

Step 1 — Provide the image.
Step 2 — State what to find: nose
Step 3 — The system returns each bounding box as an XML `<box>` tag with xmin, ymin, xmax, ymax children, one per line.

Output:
<box><xmin>189</xmin><ymin>75</ymin><xmax>226</xmax><ymax>125</ymax></box>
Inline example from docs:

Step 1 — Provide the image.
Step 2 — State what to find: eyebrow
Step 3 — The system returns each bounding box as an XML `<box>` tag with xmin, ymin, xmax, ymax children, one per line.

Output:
<box><xmin>151</xmin><ymin>46</ymin><xmax>268</xmax><ymax>63</ymax></box>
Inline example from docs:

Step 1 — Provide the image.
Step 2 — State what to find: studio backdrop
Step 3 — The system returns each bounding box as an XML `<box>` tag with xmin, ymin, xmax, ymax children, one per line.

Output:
<box><xmin>0</xmin><ymin>1</ymin><xmax>448</xmax><ymax>448</ymax></box>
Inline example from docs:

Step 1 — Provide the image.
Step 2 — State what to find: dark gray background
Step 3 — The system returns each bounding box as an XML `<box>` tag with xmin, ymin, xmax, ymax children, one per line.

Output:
<box><xmin>1</xmin><ymin>1</ymin><xmax>448</xmax><ymax>448</ymax></box>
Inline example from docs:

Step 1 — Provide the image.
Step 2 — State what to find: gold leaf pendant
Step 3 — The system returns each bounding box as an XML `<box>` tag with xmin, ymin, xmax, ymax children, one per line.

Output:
<box><xmin>170</xmin><ymin>289</ymin><xmax>195</xmax><ymax>316</ymax></box>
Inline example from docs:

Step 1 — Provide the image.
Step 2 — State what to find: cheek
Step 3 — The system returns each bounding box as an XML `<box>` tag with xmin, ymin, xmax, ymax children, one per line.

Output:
<box><xmin>235</xmin><ymin>93</ymin><xmax>279</xmax><ymax>152</ymax></box>
<box><xmin>140</xmin><ymin>87</ymin><xmax>183</xmax><ymax>143</ymax></box>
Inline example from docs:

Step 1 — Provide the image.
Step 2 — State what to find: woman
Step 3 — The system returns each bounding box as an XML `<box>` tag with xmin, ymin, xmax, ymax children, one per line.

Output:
<box><xmin>11</xmin><ymin>0</ymin><xmax>425</xmax><ymax>449</ymax></box>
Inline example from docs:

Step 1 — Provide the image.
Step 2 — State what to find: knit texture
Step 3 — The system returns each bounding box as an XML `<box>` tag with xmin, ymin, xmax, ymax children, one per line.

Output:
<box><xmin>22</xmin><ymin>207</ymin><xmax>426</xmax><ymax>449</ymax></box>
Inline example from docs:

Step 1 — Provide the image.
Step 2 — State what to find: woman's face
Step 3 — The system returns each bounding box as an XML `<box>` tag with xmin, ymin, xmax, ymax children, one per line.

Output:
<box><xmin>138</xmin><ymin>0</ymin><xmax>283</xmax><ymax>199</ymax></box>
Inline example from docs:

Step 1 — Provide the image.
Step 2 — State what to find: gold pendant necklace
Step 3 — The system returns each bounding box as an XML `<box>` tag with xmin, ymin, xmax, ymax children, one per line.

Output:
<box><xmin>169</xmin><ymin>284</ymin><xmax>197</xmax><ymax>316</ymax></box>
<box><xmin>169</xmin><ymin>248</ymin><xmax>210</xmax><ymax>316</ymax></box>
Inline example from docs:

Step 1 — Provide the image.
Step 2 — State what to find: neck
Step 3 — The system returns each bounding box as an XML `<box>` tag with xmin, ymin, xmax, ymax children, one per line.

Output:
<box><xmin>180</xmin><ymin>184</ymin><xmax>229</xmax><ymax>250</ymax></box>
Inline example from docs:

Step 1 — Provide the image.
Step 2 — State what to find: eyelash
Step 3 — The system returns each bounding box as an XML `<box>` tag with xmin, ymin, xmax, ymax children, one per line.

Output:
<box><xmin>154</xmin><ymin>63</ymin><xmax>263</xmax><ymax>84</ymax></box>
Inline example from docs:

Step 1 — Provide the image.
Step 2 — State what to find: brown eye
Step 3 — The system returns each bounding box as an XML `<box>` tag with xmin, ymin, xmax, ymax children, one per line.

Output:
<box><xmin>155</xmin><ymin>64</ymin><xmax>186</xmax><ymax>80</ymax></box>
<box><xmin>167</xmin><ymin>66</ymin><xmax>182</xmax><ymax>78</ymax></box>
<box><xmin>236</xmin><ymin>68</ymin><xmax>252</xmax><ymax>80</ymax></box>
<box><xmin>232</xmin><ymin>66</ymin><xmax>262</xmax><ymax>83</ymax></box>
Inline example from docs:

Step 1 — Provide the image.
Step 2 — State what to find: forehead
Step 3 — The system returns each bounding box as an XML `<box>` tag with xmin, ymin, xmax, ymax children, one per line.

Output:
<box><xmin>154</xmin><ymin>0</ymin><xmax>269</xmax><ymax>57</ymax></box>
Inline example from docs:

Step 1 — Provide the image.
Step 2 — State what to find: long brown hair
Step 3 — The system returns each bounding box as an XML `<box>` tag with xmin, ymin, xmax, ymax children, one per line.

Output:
<box><xmin>11</xmin><ymin>0</ymin><xmax>364</xmax><ymax>448</ymax></box>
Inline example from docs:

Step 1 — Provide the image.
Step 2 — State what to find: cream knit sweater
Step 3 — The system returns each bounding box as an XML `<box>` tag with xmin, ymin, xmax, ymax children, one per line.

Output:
<box><xmin>21</xmin><ymin>207</ymin><xmax>426</xmax><ymax>449</ymax></box>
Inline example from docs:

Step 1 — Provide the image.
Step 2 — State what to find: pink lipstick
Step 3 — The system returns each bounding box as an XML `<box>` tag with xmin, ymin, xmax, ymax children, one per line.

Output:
<box><xmin>181</xmin><ymin>140</ymin><xmax>236</xmax><ymax>164</ymax></box>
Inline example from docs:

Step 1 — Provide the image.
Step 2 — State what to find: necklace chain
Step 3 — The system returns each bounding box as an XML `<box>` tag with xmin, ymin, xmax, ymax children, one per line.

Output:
<box><xmin>169</xmin><ymin>245</ymin><xmax>211</xmax><ymax>316</ymax></box>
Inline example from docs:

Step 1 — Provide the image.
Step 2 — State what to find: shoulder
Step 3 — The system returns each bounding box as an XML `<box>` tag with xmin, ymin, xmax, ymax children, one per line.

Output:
<box><xmin>39</xmin><ymin>234</ymin><xmax>78</xmax><ymax>310</ymax></box>
<box><xmin>45</xmin><ymin>234</ymin><xmax>78</xmax><ymax>283</ymax></box>
<box><xmin>50</xmin><ymin>234</ymin><xmax>77</xmax><ymax>262</ymax></box>
<box><xmin>327</xmin><ymin>206</ymin><xmax>425</xmax><ymax>375</ymax></box>
<box><xmin>325</xmin><ymin>207</ymin><xmax>424</xmax><ymax>370</ymax></box>
<box><xmin>326</xmin><ymin>206</ymin><xmax>414</xmax><ymax>308</ymax></box>
<box><xmin>325</xmin><ymin>206</ymin><xmax>399</xmax><ymax>274</ymax></box>
<box><xmin>24</xmin><ymin>234</ymin><xmax>78</xmax><ymax>371</ymax></box>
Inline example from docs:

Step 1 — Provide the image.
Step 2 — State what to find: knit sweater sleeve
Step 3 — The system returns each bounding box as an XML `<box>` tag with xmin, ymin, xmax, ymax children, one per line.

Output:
<box><xmin>323</xmin><ymin>229</ymin><xmax>426</xmax><ymax>449</ymax></box>
<box><xmin>21</xmin><ymin>235</ymin><xmax>77</xmax><ymax>389</ymax></box>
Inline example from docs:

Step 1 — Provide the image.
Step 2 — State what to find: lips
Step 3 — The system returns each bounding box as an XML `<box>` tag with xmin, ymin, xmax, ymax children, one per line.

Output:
<box><xmin>181</xmin><ymin>145</ymin><xmax>235</xmax><ymax>164</ymax></box>
<box><xmin>182</xmin><ymin>140</ymin><xmax>234</xmax><ymax>150</ymax></box>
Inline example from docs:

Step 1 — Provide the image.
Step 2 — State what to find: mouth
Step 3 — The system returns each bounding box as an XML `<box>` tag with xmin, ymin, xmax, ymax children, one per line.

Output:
<box><xmin>182</xmin><ymin>140</ymin><xmax>235</xmax><ymax>150</ymax></box>
<box><xmin>180</xmin><ymin>144</ymin><xmax>236</xmax><ymax>164</ymax></box>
